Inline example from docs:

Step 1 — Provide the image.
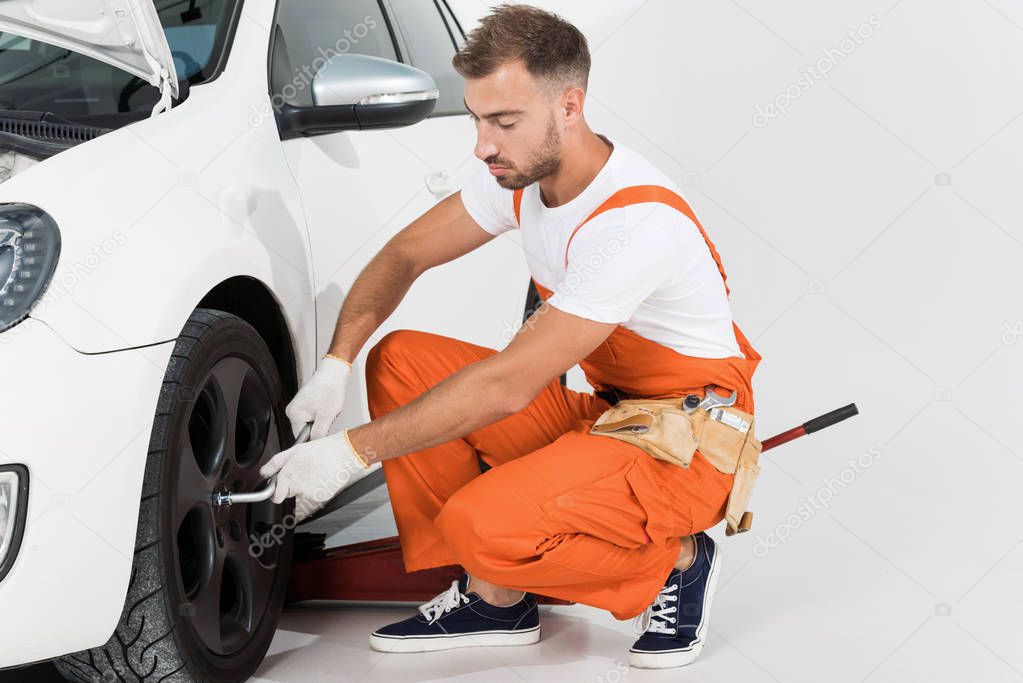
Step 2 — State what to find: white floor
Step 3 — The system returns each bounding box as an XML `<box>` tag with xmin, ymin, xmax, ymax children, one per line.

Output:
<box><xmin>251</xmin><ymin>480</ymin><xmax>1023</xmax><ymax>683</ymax></box>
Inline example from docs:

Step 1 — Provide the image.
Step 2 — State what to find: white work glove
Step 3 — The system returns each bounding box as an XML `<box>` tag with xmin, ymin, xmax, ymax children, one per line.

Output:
<box><xmin>286</xmin><ymin>355</ymin><xmax>352</xmax><ymax>440</ymax></box>
<box><xmin>259</xmin><ymin>429</ymin><xmax>373</xmax><ymax>523</ymax></box>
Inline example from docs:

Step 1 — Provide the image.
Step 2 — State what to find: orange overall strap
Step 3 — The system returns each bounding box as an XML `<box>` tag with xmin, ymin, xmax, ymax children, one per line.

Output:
<box><xmin>562</xmin><ymin>185</ymin><xmax>731</xmax><ymax>296</ymax></box>
<box><xmin>512</xmin><ymin>188</ymin><xmax>524</xmax><ymax>226</ymax></box>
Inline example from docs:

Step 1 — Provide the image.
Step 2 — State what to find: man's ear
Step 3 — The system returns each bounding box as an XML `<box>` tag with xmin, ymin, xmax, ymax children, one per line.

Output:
<box><xmin>561</xmin><ymin>86</ymin><xmax>585</xmax><ymax>125</ymax></box>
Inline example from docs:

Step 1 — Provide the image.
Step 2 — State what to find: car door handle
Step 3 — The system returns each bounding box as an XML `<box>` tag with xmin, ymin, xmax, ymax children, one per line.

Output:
<box><xmin>425</xmin><ymin>171</ymin><xmax>454</xmax><ymax>199</ymax></box>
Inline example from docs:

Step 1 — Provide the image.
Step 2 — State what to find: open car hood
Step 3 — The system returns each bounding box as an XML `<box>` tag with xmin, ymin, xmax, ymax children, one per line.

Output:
<box><xmin>0</xmin><ymin>0</ymin><xmax>179</xmax><ymax>105</ymax></box>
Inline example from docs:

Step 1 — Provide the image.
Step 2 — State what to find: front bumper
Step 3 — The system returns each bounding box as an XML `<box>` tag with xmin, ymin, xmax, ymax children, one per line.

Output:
<box><xmin>0</xmin><ymin>317</ymin><xmax>173</xmax><ymax>667</ymax></box>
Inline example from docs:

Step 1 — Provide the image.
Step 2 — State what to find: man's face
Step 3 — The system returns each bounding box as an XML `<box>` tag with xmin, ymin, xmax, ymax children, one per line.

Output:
<box><xmin>464</xmin><ymin>59</ymin><xmax>562</xmax><ymax>190</ymax></box>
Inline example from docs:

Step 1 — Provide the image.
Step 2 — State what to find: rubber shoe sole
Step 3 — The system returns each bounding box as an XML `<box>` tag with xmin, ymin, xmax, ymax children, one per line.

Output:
<box><xmin>369</xmin><ymin>624</ymin><xmax>541</xmax><ymax>653</ymax></box>
<box><xmin>629</xmin><ymin>542</ymin><xmax>723</xmax><ymax>669</ymax></box>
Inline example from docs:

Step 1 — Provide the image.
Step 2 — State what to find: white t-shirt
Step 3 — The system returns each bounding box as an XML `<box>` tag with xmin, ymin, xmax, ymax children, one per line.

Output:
<box><xmin>459</xmin><ymin>133</ymin><xmax>743</xmax><ymax>359</ymax></box>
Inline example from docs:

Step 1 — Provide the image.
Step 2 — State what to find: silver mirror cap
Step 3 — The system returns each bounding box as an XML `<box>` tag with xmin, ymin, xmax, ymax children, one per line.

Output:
<box><xmin>312</xmin><ymin>53</ymin><xmax>439</xmax><ymax>107</ymax></box>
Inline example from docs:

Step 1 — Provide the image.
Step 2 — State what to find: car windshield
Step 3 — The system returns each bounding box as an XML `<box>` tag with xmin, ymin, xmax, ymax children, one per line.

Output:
<box><xmin>0</xmin><ymin>0</ymin><xmax>238</xmax><ymax>127</ymax></box>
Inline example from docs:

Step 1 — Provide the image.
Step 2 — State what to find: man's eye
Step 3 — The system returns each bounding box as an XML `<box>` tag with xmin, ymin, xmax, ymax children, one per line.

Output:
<box><xmin>497</xmin><ymin>122</ymin><xmax>516</xmax><ymax>130</ymax></box>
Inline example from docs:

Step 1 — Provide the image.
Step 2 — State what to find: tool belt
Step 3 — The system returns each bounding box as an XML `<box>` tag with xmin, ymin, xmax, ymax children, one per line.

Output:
<box><xmin>589</xmin><ymin>395</ymin><xmax>762</xmax><ymax>536</ymax></box>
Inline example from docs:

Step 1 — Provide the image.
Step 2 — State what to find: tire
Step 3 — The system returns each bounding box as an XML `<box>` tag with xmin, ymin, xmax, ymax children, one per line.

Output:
<box><xmin>54</xmin><ymin>309</ymin><xmax>295</xmax><ymax>682</ymax></box>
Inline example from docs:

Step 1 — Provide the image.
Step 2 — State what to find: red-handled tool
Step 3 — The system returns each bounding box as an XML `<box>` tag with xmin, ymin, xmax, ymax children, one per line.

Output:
<box><xmin>761</xmin><ymin>403</ymin><xmax>859</xmax><ymax>452</ymax></box>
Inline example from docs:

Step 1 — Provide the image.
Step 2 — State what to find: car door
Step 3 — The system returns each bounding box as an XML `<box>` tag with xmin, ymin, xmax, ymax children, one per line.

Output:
<box><xmin>272</xmin><ymin>0</ymin><xmax>528</xmax><ymax>424</ymax></box>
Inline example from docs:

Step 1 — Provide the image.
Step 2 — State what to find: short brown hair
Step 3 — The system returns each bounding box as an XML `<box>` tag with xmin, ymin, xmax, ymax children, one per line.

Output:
<box><xmin>452</xmin><ymin>4</ymin><xmax>590</xmax><ymax>95</ymax></box>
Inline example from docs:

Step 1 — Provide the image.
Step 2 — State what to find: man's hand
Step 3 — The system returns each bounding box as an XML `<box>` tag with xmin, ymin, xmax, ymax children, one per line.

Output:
<box><xmin>259</xmin><ymin>429</ymin><xmax>373</xmax><ymax>523</ymax></box>
<box><xmin>285</xmin><ymin>356</ymin><xmax>352</xmax><ymax>440</ymax></box>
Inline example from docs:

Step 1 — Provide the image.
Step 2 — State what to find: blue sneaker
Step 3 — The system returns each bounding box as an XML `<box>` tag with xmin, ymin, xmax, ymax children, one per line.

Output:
<box><xmin>629</xmin><ymin>531</ymin><xmax>722</xmax><ymax>668</ymax></box>
<box><xmin>369</xmin><ymin>573</ymin><xmax>541</xmax><ymax>652</ymax></box>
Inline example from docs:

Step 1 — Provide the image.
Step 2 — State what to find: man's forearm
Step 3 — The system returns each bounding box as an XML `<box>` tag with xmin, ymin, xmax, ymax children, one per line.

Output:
<box><xmin>346</xmin><ymin>356</ymin><xmax>527</xmax><ymax>465</ymax></box>
<box><xmin>327</xmin><ymin>245</ymin><xmax>420</xmax><ymax>363</ymax></box>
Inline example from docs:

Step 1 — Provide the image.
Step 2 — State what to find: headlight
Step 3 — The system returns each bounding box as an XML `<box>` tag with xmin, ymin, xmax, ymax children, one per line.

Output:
<box><xmin>0</xmin><ymin>204</ymin><xmax>61</xmax><ymax>334</ymax></box>
<box><xmin>0</xmin><ymin>465</ymin><xmax>28</xmax><ymax>583</ymax></box>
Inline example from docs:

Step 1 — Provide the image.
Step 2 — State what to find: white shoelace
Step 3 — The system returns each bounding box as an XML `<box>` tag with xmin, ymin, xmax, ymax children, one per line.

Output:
<box><xmin>632</xmin><ymin>581</ymin><xmax>679</xmax><ymax>635</ymax></box>
<box><xmin>418</xmin><ymin>579</ymin><xmax>470</xmax><ymax>624</ymax></box>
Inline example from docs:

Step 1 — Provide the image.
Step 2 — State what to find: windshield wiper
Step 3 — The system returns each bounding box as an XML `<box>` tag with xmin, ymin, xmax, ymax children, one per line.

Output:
<box><xmin>0</xmin><ymin>111</ymin><xmax>110</xmax><ymax>159</ymax></box>
<box><xmin>0</xmin><ymin>109</ymin><xmax>100</xmax><ymax>128</ymax></box>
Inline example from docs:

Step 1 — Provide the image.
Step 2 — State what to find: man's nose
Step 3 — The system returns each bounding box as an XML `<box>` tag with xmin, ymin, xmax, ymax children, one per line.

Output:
<box><xmin>475</xmin><ymin>128</ymin><xmax>497</xmax><ymax>163</ymax></box>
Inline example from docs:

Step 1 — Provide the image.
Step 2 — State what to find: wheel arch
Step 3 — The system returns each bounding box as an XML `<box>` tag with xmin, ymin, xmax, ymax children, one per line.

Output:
<box><xmin>196</xmin><ymin>275</ymin><xmax>300</xmax><ymax>399</ymax></box>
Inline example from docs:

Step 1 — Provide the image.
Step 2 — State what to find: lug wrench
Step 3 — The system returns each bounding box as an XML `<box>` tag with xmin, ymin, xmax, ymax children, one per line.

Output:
<box><xmin>683</xmin><ymin>384</ymin><xmax>737</xmax><ymax>413</ymax></box>
<box><xmin>211</xmin><ymin>422</ymin><xmax>312</xmax><ymax>507</ymax></box>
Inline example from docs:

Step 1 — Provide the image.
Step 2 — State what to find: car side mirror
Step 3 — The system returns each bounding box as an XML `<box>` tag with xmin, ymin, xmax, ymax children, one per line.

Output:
<box><xmin>278</xmin><ymin>54</ymin><xmax>438</xmax><ymax>139</ymax></box>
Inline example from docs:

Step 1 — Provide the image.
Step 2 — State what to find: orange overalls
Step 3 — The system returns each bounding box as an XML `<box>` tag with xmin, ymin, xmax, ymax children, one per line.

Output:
<box><xmin>364</xmin><ymin>185</ymin><xmax>762</xmax><ymax>620</ymax></box>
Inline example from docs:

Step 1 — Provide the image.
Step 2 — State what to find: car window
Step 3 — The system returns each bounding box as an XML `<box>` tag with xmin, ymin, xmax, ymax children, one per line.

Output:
<box><xmin>162</xmin><ymin>0</ymin><xmax>237</xmax><ymax>80</ymax></box>
<box><xmin>273</xmin><ymin>0</ymin><xmax>401</xmax><ymax>107</ymax></box>
<box><xmin>385</xmin><ymin>0</ymin><xmax>466</xmax><ymax>116</ymax></box>
<box><xmin>438</xmin><ymin>0</ymin><xmax>466</xmax><ymax>50</ymax></box>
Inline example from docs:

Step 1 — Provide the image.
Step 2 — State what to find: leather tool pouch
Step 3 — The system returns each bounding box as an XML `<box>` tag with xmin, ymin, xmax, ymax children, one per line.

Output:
<box><xmin>589</xmin><ymin>397</ymin><xmax>762</xmax><ymax>536</ymax></box>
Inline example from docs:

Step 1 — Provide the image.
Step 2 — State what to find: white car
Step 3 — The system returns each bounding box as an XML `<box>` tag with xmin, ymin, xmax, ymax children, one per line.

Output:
<box><xmin>0</xmin><ymin>0</ymin><xmax>525</xmax><ymax>679</ymax></box>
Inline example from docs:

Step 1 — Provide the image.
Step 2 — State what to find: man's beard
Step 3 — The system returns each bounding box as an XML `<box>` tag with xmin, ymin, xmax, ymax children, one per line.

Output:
<box><xmin>492</xmin><ymin>116</ymin><xmax>562</xmax><ymax>190</ymax></box>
